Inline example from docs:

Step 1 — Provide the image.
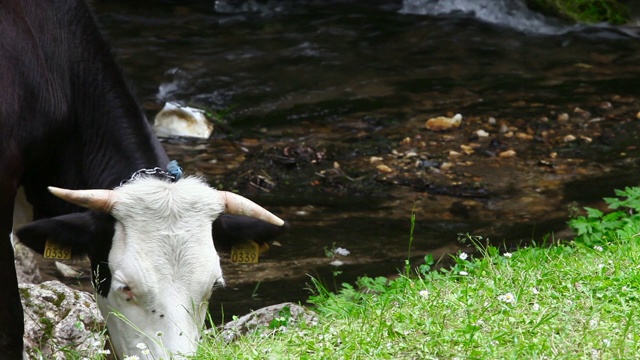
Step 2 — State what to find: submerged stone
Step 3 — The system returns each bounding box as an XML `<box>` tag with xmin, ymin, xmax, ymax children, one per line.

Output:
<box><xmin>153</xmin><ymin>102</ymin><xmax>213</xmax><ymax>139</ymax></box>
<box><xmin>425</xmin><ymin>114</ymin><xmax>463</xmax><ymax>131</ymax></box>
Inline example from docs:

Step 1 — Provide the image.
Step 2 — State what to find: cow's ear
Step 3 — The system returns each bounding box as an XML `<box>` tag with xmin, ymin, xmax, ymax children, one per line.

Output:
<box><xmin>15</xmin><ymin>212</ymin><xmax>113</xmax><ymax>256</ymax></box>
<box><xmin>212</xmin><ymin>214</ymin><xmax>289</xmax><ymax>253</ymax></box>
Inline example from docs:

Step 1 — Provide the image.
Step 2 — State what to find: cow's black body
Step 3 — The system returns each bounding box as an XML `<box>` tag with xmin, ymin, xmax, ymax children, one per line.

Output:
<box><xmin>0</xmin><ymin>1</ymin><xmax>285</xmax><ymax>357</ymax></box>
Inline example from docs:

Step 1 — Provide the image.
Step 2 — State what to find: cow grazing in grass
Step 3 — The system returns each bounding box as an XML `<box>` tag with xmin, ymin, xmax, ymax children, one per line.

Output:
<box><xmin>0</xmin><ymin>0</ymin><xmax>287</xmax><ymax>358</ymax></box>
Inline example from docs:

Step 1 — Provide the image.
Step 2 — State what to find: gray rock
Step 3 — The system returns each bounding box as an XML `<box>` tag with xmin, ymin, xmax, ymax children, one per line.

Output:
<box><xmin>153</xmin><ymin>102</ymin><xmax>213</xmax><ymax>139</ymax></box>
<box><xmin>14</xmin><ymin>241</ymin><xmax>41</xmax><ymax>284</ymax></box>
<box><xmin>219</xmin><ymin>302</ymin><xmax>317</xmax><ymax>342</ymax></box>
<box><xmin>13</xmin><ymin>186</ymin><xmax>41</xmax><ymax>284</ymax></box>
<box><xmin>20</xmin><ymin>281</ymin><xmax>106</xmax><ymax>360</ymax></box>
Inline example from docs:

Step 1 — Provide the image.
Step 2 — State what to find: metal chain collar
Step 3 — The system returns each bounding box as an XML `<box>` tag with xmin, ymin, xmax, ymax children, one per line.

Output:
<box><xmin>119</xmin><ymin>167</ymin><xmax>177</xmax><ymax>186</ymax></box>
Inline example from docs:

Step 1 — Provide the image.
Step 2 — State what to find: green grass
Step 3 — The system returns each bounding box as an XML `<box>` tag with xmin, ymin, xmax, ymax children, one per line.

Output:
<box><xmin>194</xmin><ymin>235</ymin><xmax>640</xmax><ymax>359</ymax></box>
<box><xmin>526</xmin><ymin>0</ymin><xmax>630</xmax><ymax>24</ymax></box>
<box><xmin>77</xmin><ymin>187</ymin><xmax>640</xmax><ymax>359</ymax></box>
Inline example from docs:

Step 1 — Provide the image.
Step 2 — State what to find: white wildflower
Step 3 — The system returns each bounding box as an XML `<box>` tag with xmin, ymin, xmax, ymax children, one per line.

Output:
<box><xmin>329</xmin><ymin>260</ymin><xmax>344</xmax><ymax>267</ymax></box>
<box><xmin>531</xmin><ymin>287</ymin><xmax>540</xmax><ymax>294</ymax></box>
<box><xmin>459</xmin><ymin>252</ymin><xmax>468</xmax><ymax>260</ymax></box>
<box><xmin>603</xmin><ymin>339</ymin><xmax>611</xmax><ymax>347</ymax></box>
<box><xmin>589</xmin><ymin>318</ymin><xmax>599</xmax><ymax>329</ymax></box>
<box><xmin>124</xmin><ymin>356</ymin><xmax>140</xmax><ymax>360</ymax></box>
<box><xmin>419</xmin><ymin>290</ymin><xmax>429</xmax><ymax>299</ymax></box>
<box><xmin>96</xmin><ymin>349</ymin><xmax>111</xmax><ymax>355</ymax></box>
<box><xmin>334</xmin><ymin>247</ymin><xmax>350</xmax><ymax>256</ymax></box>
<box><xmin>135</xmin><ymin>343</ymin><xmax>147</xmax><ymax>350</ymax></box>
<box><xmin>497</xmin><ymin>292</ymin><xmax>516</xmax><ymax>304</ymax></box>
<box><xmin>597</xmin><ymin>263</ymin><xmax>605</xmax><ymax>270</ymax></box>
<box><xmin>459</xmin><ymin>271</ymin><xmax>468</xmax><ymax>276</ymax></box>
<box><xmin>532</xmin><ymin>303</ymin><xmax>540</xmax><ymax>311</ymax></box>
<box><xmin>141</xmin><ymin>350</ymin><xmax>150</xmax><ymax>355</ymax></box>
<box><xmin>594</xmin><ymin>245</ymin><xmax>603</xmax><ymax>252</ymax></box>
<box><xmin>503</xmin><ymin>252</ymin><xmax>513</xmax><ymax>258</ymax></box>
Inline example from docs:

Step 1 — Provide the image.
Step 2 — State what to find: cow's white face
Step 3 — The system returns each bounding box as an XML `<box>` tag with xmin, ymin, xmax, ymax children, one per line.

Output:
<box><xmin>15</xmin><ymin>175</ymin><xmax>285</xmax><ymax>359</ymax></box>
<box><xmin>97</xmin><ymin>177</ymin><xmax>224</xmax><ymax>359</ymax></box>
<box><xmin>17</xmin><ymin>175</ymin><xmax>285</xmax><ymax>359</ymax></box>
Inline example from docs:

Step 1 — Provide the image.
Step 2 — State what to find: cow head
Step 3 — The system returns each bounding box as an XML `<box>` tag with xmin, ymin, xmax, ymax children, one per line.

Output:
<box><xmin>16</xmin><ymin>177</ymin><xmax>285</xmax><ymax>359</ymax></box>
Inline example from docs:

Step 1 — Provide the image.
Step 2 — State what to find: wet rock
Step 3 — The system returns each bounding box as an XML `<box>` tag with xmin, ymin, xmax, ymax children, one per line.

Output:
<box><xmin>499</xmin><ymin>150</ymin><xmax>517</xmax><ymax>158</ymax></box>
<box><xmin>153</xmin><ymin>102</ymin><xmax>213</xmax><ymax>139</ymax></box>
<box><xmin>425</xmin><ymin>113</ymin><xmax>462</xmax><ymax>131</ymax></box>
<box><xmin>476</xmin><ymin>129</ymin><xmax>489</xmax><ymax>138</ymax></box>
<box><xmin>611</xmin><ymin>95</ymin><xmax>634</xmax><ymax>104</ymax></box>
<box><xmin>460</xmin><ymin>144</ymin><xmax>474</xmax><ymax>155</ymax></box>
<box><xmin>598</xmin><ymin>101</ymin><xmax>613</xmax><ymax>110</ymax></box>
<box><xmin>376</xmin><ymin>164</ymin><xmax>393</xmax><ymax>173</ymax></box>
<box><xmin>537</xmin><ymin>160</ymin><xmax>554</xmax><ymax>168</ymax></box>
<box><xmin>14</xmin><ymin>241</ymin><xmax>41</xmax><ymax>284</ymax></box>
<box><xmin>557</xmin><ymin>113</ymin><xmax>570</xmax><ymax>123</ymax></box>
<box><xmin>440</xmin><ymin>162</ymin><xmax>453</xmax><ymax>171</ymax></box>
<box><xmin>516</xmin><ymin>132</ymin><xmax>533</xmax><ymax>141</ymax></box>
<box><xmin>21</xmin><ymin>281</ymin><xmax>105</xmax><ymax>360</ymax></box>
<box><xmin>415</xmin><ymin>160</ymin><xmax>440</xmax><ymax>169</ymax></box>
<box><xmin>219</xmin><ymin>302</ymin><xmax>318</xmax><ymax>343</ymax></box>
<box><xmin>573</xmin><ymin>107</ymin><xmax>591</xmax><ymax>120</ymax></box>
<box><xmin>579</xmin><ymin>135</ymin><xmax>593</xmax><ymax>143</ymax></box>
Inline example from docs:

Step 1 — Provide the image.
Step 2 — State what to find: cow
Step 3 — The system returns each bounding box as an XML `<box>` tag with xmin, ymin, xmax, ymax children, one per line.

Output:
<box><xmin>0</xmin><ymin>0</ymin><xmax>287</xmax><ymax>359</ymax></box>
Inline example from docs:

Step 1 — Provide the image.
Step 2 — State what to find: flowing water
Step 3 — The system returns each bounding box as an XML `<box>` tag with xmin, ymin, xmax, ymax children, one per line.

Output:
<box><xmin>44</xmin><ymin>0</ymin><xmax>640</xmax><ymax>323</ymax></box>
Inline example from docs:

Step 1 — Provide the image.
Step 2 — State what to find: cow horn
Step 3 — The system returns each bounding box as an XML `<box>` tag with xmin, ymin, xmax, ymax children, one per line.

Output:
<box><xmin>220</xmin><ymin>191</ymin><xmax>285</xmax><ymax>226</ymax></box>
<box><xmin>48</xmin><ymin>187</ymin><xmax>117</xmax><ymax>213</ymax></box>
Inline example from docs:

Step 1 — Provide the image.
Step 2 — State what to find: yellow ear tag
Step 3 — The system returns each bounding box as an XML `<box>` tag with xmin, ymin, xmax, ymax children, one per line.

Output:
<box><xmin>231</xmin><ymin>240</ymin><xmax>259</xmax><ymax>264</ymax></box>
<box><xmin>43</xmin><ymin>239</ymin><xmax>72</xmax><ymax>260</ymax></box>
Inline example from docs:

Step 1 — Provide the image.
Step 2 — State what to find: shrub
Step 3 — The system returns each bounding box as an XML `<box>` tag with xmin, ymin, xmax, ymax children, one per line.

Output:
<box><xmin>525</xmin><ymin>0</ymin><xmax>630</xmax><ymax>24</ymax></box>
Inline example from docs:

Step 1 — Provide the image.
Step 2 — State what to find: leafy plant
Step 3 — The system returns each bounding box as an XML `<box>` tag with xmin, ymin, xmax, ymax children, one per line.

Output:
<box><xmin>526</xmin><ymin>0</ymin><xmax>630</xmax><ymax>24</ymax></box>
<box><xmin>269</xmin><ymin>306</ymin><xmax>292</xmax><ymax>329</ymax></box>
<box><xmin>569</xmin><ymin>187</ymin><xmax>640</xmax><ymax>246</ymax></box>
<box><xmin>418</xmin><ymin>254</ymin><xmax>435</xmax><ymax>275</ymax></box>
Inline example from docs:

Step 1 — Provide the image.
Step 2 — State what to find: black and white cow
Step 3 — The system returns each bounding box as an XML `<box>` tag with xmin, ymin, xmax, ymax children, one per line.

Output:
<box><xmin>0</xmin><ymin>0</ymin><xmax>287</xmax><ymax>359</ymax></box>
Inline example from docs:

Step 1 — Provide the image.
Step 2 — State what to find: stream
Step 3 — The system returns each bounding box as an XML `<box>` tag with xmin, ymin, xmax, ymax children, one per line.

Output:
<box><xmin>41</xmin><ymin>0</ymin><xmax>640</xmax><ymax>324</ymax></box>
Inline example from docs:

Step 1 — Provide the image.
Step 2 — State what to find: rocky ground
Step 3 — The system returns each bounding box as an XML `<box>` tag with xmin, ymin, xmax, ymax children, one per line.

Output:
<box><xmin>163</xmin><ymin>96</ymin><xmax>640</xmax><ymax>230</ymax></box>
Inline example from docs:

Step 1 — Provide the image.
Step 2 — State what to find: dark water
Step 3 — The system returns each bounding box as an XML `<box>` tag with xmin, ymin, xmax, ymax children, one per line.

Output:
<box><xmin>64</xmin><ymin>0</ymin><xmax>640</xmax><ymax>323</ymax></box>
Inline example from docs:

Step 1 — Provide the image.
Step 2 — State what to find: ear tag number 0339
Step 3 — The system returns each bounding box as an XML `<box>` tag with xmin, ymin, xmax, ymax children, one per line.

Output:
<box><xmin>44</xmin><ymin>239</ymin><xmax>72</xmax><ymax>260</ymax></box>
<box><xmin>231</xmin><ymin>240</ymin><xmax>259</xmax><ymax>264</ymax></box>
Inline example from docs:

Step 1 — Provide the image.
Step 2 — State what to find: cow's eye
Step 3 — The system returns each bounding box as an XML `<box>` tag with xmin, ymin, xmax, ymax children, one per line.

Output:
<box><xmin>120</xmin><ymin>285</ymin><xmax>134</xmax><ymax>301</ymax></box>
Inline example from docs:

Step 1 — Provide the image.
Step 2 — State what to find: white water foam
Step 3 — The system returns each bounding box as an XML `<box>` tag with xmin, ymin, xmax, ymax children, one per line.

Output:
<box><xmin>400</xmin><ymin>0</ymin><xmax>573</xmax><ymax>35</ymax></box>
